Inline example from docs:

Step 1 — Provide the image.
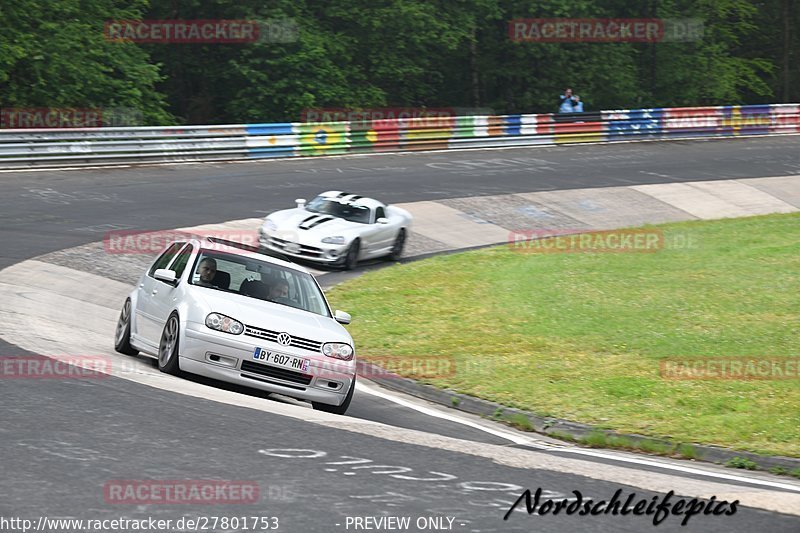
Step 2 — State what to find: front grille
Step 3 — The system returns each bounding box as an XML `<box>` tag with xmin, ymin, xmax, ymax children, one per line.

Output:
<box><xmin>244</xmin><ymin>325</ymin><xmax>322</xmax><ymax>353</ymax></box>
<box><xmin>241</xmin><ymin>360</ymin><xmax>313</xmax><ymax>385</ymax></box>
<box><xmin>268</xmin><ymin>236</ymin><xmax>324</xmax><ymax>258</ymax></box>
<box><xmin>241</xmin><ymin>373</ymin><xmax>306</xmax><ymax>390</ymax></box>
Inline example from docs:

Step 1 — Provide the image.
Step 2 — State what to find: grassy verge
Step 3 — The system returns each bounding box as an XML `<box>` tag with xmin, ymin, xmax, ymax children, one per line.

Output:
<box><xmin>328</xmin><ymin>213</ymin><xmax>800</xmax><ymax>457</ymax></box>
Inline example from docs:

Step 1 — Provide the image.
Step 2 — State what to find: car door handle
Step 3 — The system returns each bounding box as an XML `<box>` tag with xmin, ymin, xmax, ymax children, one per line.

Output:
<box><xmin>151</xmin><ymin>289</ymin><xmax>158</xmax><ymax>295</ymax></box>
<box><xmin>139</xmin><ymin>283</ymin><xmax>144</xmax><ymax>288</ymax></box>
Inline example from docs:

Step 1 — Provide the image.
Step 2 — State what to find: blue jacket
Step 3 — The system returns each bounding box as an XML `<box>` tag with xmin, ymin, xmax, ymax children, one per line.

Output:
<box><xmin>559</xmin><ymin>95</ymin><xmax>577</xmax><ymax>113</ymax></box>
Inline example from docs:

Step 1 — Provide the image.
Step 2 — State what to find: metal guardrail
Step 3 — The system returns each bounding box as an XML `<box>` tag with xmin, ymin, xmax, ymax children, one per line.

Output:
<box><xmin>0</xmin><ymin>105</ymin><xmax>797</xmax><ymax>169</ymax></box>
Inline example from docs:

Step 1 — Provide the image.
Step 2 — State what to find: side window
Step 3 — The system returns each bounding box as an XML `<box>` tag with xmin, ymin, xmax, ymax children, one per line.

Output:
<box><xmin>375</xmin><ymin>206</ymin><xmax>386</xmax><ymax>222</ymax></box>
<box><xmin>168</xmin><ymin>244</ymin><xmax>194</xmax><ymax>281</ymax></box>
<box><xmin>148</xmin><ymin>243</ymin><xmax>184</xmax><ymax>277</ymax></box>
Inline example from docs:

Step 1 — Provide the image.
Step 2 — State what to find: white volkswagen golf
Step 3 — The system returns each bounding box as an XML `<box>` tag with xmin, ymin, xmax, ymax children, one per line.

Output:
<box><xmin>114</xmin><ymin>237</ymin><xmax>357</xmax><ymax>414</ymax></box>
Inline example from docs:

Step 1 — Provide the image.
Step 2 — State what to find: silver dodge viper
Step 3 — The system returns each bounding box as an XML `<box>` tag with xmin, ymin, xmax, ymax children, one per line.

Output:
<box><xmin>259</xmin><ymin>191</ymin><xmax>412</xmax><ymax>269</ymax></box>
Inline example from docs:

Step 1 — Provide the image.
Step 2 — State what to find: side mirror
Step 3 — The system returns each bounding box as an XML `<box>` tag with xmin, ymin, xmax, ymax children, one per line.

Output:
<box><xmin>376</xmin><ymin>217</ymin><xmax>390</xmax><ymax>225</ymax></box>
<box><xmin>153</xmin><ymin>269</ymin><xmax>177</xmax><ymax>284</ymax></box>
<box><xmin>334</xmin><ymin>310</ymin><xmax>351</xmax><ymax>324</ymax></box>
<box><xmin>296</xmin><ymin>198</ymin><xmax>306</xmax><ymax>209</ymax></box>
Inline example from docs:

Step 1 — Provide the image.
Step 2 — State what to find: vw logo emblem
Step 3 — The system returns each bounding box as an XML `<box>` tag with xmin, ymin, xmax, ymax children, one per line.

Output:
<box><xmin>277</xmin><ymin>333</ymin><xmax>292</xmax><ymax>346</ymax></box>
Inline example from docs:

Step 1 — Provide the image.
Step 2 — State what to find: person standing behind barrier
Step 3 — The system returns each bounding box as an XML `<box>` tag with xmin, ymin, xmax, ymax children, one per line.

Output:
<box><xmin>559</xmin><ymin>87</ymin><xmax>579</xmax><ymax>113</ymax></box>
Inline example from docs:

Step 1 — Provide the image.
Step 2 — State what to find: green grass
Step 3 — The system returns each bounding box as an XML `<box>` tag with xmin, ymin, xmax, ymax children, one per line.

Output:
<box><xmin>328</xmin><ymin>213</ymin><xmax>800</xmax><ymax>457</ymax></box>
<box><xmin>675</xmin><ymin>443</ymin><xmax>701</xmax><ymax>460</ymax></box>
<box><xmin>548</xmin><ymin>430</ymin><xmax>577</xmax><ymax>442</ymax></box>
<box><xmin>583</xmin><ymin>430</ymin><xmax>611</xmax><ymax>447</ymax></box>
<box><xmin>504</xmin><ymin>413</ymin><xmax>535</xmax><ymax>431</ymax></box>
<box><xmin>546</xmin><ymin>429</ymin><xmax>704</xmax><ymax>460</ymax></box>
<box><xmin>638</xmin><ymin>439</ymin><xmax>671</xmax><ymax>455</ymax></box>
<box><xmin>726</xmin><ymin>457</ymin><xmax>758</xmax><ymax>470</ymax></box>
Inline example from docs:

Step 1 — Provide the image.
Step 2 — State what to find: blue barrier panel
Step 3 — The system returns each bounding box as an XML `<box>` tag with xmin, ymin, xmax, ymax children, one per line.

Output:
<box><xmin>504</xmin><ymin>115</ymin><xmax>522</xmax><ymax>136</ymax></box>
<box><xmin>721</xmin><ymin>105</ymin><xmax>772</xmax><ymax>136</ymax></box>
<box><xmin>245</xmin><ymin>124</ymin><xmax>298</xmax><ymax>157</ymax></box>
<box><xmin>245</xmin><ymin>123</ymin><xmax>295</xmax><ymax>135</ymax></box>
<box><xmin>605</xmin><ymin>109</ymin><xmax>663</xmax><ymax>140</ymax></box>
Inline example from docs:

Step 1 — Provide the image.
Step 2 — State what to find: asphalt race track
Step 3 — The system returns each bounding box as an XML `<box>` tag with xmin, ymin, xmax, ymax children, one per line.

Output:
<box><xmin>2</xmin><ymin>136</ymin><xmax>800</xmax><ymax>532</ymax></box>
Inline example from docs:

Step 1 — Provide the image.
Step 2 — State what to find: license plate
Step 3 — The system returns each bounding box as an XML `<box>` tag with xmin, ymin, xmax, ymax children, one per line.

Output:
<box><xmin>284</xmin><ymin>243</ymin><xmax>301</xmax><ymax>254</ymax></box>
<box><xmin>253</xmin><ymin>347</ymin><xmax>309</xmax><ymax>372</ymax></box>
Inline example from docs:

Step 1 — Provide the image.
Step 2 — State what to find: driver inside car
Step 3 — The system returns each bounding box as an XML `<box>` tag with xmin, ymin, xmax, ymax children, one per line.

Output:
<box><xmin>268</xmin><ymin>278</ymin><xmax>291</xmax><ymax>305</ymax></box>
<box><xmin>194</xmin><ymin>257</ymin><xmax>218</xmax><ymax>287</ymax></box>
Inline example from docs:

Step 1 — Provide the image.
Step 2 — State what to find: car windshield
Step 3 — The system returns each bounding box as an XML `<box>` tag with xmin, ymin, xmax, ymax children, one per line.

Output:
<box><xmin>189</xmin><ymin>249</ymin><xmax>331</xmax><ymax>317</ymax></box>
<box><xmin>306</xmin><ymin>196</ymin><xmax>372</xmax><ymax>224</ymax></box>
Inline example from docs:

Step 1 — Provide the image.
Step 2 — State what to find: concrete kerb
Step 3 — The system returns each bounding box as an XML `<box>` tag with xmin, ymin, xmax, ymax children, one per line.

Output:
<box><xmin>364</xmin><ymin>369</ymin><xmax>800</xmax><ymax>475</ymax></box>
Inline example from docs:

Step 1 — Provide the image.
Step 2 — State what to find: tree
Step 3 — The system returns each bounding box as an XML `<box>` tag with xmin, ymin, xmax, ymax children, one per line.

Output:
<box><xmin>0</xmin><ymin>0</ymin><xmax>171</xmax><ymax>124</ymax></box>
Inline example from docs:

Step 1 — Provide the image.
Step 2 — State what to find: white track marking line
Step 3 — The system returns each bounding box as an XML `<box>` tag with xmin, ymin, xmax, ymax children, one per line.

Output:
<box><xmin>356</xmin><ymin>381</ymin><xmax>551</xmax><ymax>448</ymax></box>
<box><xmin>357</xmin><ymin>381</ymin><xmax>800</xmax><ymax>493</ymax></box>
<box><xmin>553</xmin><ymin>447</ymin><xmax>800</xmax><ymax>493</ymax></box>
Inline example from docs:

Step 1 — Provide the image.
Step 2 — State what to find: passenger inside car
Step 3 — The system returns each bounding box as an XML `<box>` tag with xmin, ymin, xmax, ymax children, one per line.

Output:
<box><xmin>239</xmin><ymin>279</ymin><xmax>269</xmax><ymax>299</ymax></box>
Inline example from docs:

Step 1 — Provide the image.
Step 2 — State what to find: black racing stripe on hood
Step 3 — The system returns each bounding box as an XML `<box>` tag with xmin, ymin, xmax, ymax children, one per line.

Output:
<box><xmin>335</xmin><ymin>192</ymin><xmax>349</xmax><ymax>198</ymax></box>
<box><xmin>305</xmin><ymin>216</ymin><xmax>334</xmax><ymax>229</ymax></box>
<box><xmin>298</xmin><ymin>214</ymin><xmax>325</xmax><ymax>229</ymax></box>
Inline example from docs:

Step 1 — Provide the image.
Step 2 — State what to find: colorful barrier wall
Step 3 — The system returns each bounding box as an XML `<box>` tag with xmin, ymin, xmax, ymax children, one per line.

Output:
<box><xmin>0</xmin><ymin>104</ymin><xmax>797</xmax><ymax>169</ymax></box>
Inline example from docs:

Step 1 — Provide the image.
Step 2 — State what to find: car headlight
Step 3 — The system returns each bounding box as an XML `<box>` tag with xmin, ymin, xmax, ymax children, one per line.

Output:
<box><xmin>263</xmin><ymin>219</ymin><xmax>277</xmax><ymax>232</ymax></box>
<box><xmin>205</xmin><ymin>313</ymin><xmax>244</xmax><ymax>335</ymax></box>
<box><xmin>322</xmin><ymin>342</ymin><xmax>354</xmax><ymax>360</ymax></box>
<box><xmin>321</xmin><ymin>236</ymin><xmax>346</xmax><ymax>245</ymax></box>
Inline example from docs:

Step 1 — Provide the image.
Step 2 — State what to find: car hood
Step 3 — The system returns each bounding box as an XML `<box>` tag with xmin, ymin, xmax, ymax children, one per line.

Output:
<box><xmin>266</xmin><ymin>208</ymin><xmax>364</xmax><ymax>240</ymax></box>
<box><xmin>189</xmin><ymin>286</ymin><xmax>351</xmax><ymax>344</ymax></box>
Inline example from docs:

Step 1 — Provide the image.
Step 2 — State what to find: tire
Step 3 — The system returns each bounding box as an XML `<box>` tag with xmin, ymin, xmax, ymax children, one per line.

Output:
<box><xmin>388</xmin><ymin>229</ymin><xmax>406</xmax><ymax>261</ymax></box>
<box><xmin>312</xmin><ymin>377</ymin><xmax>355</xmax><ymax>415</ymax></box>
<box><xmin>114</xmin><ymin>299</ymin><xmax>138</xmax><ymax>356</ymax></box>
<box><xmin>342</xmin><ymin>239</ymin><xmax>360</xmax><ymax>270</ymax></box>
<box><xmin>158</xmin><ymin>313</ymin><xmax>182</xmax><ymax>376</ymax></box>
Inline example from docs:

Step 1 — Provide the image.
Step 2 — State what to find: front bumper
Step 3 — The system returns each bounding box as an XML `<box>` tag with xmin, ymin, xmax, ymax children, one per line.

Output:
<box><xmin>259</xmin><ymin>234</ymin><xmax>348</xmax><ymax>264</ymax></box>
<box><xmin>181</xmin><ymin>322</ymin><xmax>355</xmax><ymax>406</ymax></box>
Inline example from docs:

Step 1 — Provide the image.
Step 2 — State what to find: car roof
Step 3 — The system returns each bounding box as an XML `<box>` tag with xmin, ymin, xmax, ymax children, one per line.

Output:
<box><xmin>185</xmin><ymin>237</ymin><xmax>311</xmax><ymax>274</ymax></box>
<box><xmin>317</xmin><ymin>190</ymin><xmax>385</xmax><ymax>209</ymax></box>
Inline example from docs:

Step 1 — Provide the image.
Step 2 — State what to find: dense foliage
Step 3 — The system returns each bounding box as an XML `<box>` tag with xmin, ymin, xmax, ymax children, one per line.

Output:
<box><xmin>1</xmin><ymin>0</ymin><xmax>797</xmax><ymax>124</ymax></box>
